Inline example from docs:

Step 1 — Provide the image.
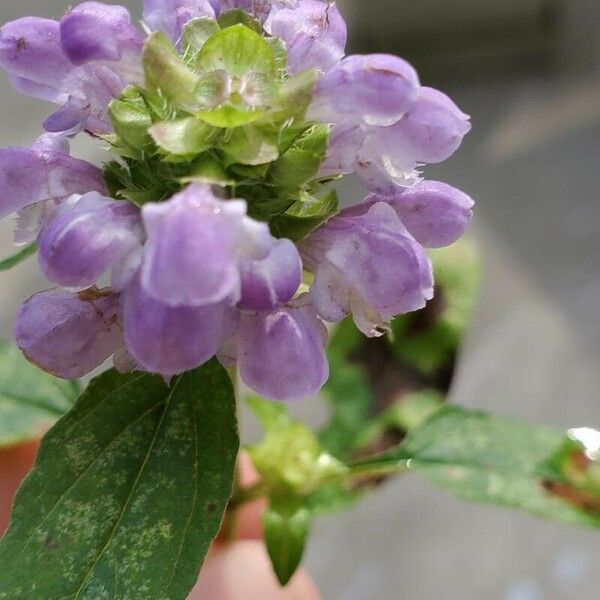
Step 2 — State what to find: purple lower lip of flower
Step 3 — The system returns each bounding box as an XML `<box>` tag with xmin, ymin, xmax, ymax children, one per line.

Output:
<box><xmin>0</xmin><ymin>134</ymin><xmax>106</xmax><ymax>220</ymax></box>
<box><xmin>14</xmin><ymin>287</ymin><xmax>123</xmax><ymax>379</ymax></box>
<box><xmin>309</xmin><ymin>53</ymin><xmax>420</xmax><ymax>127</ymax></box>
<box><xmin>269</xmin><ymin>0</ymin><xmax>347</xmax><ymax>74</ymax></box>
<box><xmin>38</xmin><ymin>192</ymin><xmax>143</xmax><ymax>290</ymax></box>
<box><xmin>345</xmin><ymin>181</ymin><xmax>475</xmax><ymax>249</ymax></box>
<box><xmin>237</xmin><ymin>294</ymin><xmax>329</xmax><ymax>401</ymax></box>
<box><xmin>60</xmin><ymin>2</ymin><xmax>144</xmax><ymax>66</ymax></box>
<box><xmin>301</xmin><ymin>201</ymin><xmax>434</xmax><ymax>336</ymax></box>
<box><xmin>143</xmin><ymin>0</ymin><xmax>216</xmax><ymax>44</ymax></box>
<box><xmin>123</xmin><ymin>277</ymin><xmax>226</xmax><ymax>378</ymax></box>
<box><xmin>140</xmin><ymin>183</ymin><xmax>247</xmax><ymax>308</ymax></box>
<box><xmin>238</xmin><ymin>220</ymin><xmax>302</xmax><ymax>310</ymax></box>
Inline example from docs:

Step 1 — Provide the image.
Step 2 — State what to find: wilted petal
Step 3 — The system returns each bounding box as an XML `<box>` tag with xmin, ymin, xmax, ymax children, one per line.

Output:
<box><xmin>0</xmin><ymin>17</ymin><xmax>73</xmax><ymax>95</ymax></box>
<box><xmin>239</xmin><ymin>219</ymin><xmax>302</xmax><ymax>310</ymax></box>
<box><xmin>0</xmin><ymin>134</ymin><xmax>106</xmax><ymax>219</ymax></box>
<box><xmin>309</xmin><ymin>54</ymin><xmax>419</xmax><ymax>126</ymax></box>
<box><xmin>302</xmin><ymin>202</ymin><xmax>433</xmax><ymax>335</ymax></box>
<box><xmin>14</xmin><ymin>287</ymin><xmax>123</xmax><ymax>379</ymax></box>
<box><xmin>123</xmin><ymin>277</ymin><xmax>225</xmax><ymax>377</ymax></box>
<box><xmin>270</xmin><ymin>1</ymin><xmax>347</xmax><ymax>74</ymax></box>
<box><xmin>38</xmin><ymin>192</ymin><xmax>142</xmax><ymax>289</ymax></box>
<box><xmin>141</xmin><ymin>184</ymin><xmax>246</xmax><ymax>307</ymax></box>
<box><xmin>237</xmin><ymin>295</ymin><xmax>329</xmax><ymax>401</ymax></box>
<box><xmin>60</xmin><ymin>2</ymin><xmax>143</xmax><ymax>66</ymax></box>
<box><xmin>143</xmin><ymin>0</ymin><xmax>216</xmax><ymax>43</ymax></box>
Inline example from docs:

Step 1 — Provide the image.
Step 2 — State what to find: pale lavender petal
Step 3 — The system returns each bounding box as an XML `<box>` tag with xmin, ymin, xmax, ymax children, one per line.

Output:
<box><xmin>239</xmin><ymin>239</ymin><xmax>302</xmax><ymax>309</ymax></box>
<box><xmin>60</xmin><ymin>2</ymin><xmax>144</xmax><ymax>65</ymax></box>
<box><xmin>14</xmin><ymin>288</ymin><xmax>123</xmax><ymax>379</ymax></box>
<box><xmin>141</xmin><ymin>184</ymin><xmax>246</xmax><ymax>307</ymax></box>
<box><xmin>143</xmin><ymin>0</ymin><xmax>216</xmax><ymax>43</ymax></box>
<box><xmin>302</xmin><ymin>202</ymin><xmax>433</xmax><ymax>335</ymax></box>
<box><xmin>0</xmin><ymin>18</ymin><xmax>73</xmax><ymax>93</ymax></box>
<box><xmin>380</xmin><ymin>181</ymin><xmax>474</xmax><ymax>248</ymax></box>
<box><xmin>318</xmin><ymin>119</ymin><xmax>364</xmax><ymax>178</ymax></box>
<box><xmin>237</xmin><ymin>295</ymin><xmax>329</xmax><ymax>401</ymax></box>
<box><xmin>309</xmin><ymin>54</ymin><xmax>419</xmax><ymax>126</ymax></box>
<box><xmin>270</xmin><ymin>1</ymin><xmax>347</xmax><ymax>74</ymax></box>
<box><xmin>8</xmin><ymin>74</ymin><xmax>66</xmax><ymax>103</ymax></box>
<box><xmin>38</xmin><ymin>192</ymin><xmax>142</xmax><ymax>289</ymax></box>
<box><xmin>123</xmin><ymin>277</ymin><xmax>225</xmax><ymax>377</ymax></box>
<box><xmin>0</xmin><ymin>134</ymin><xmax>106</xmax><ymax>218</ymax></box>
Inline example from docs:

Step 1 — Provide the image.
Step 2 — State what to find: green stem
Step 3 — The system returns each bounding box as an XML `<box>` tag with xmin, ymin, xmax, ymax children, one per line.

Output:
<box><xmin>0</xmin><ymin>243</ymin><xmax>38</xmax><ymax>271</ymax></box>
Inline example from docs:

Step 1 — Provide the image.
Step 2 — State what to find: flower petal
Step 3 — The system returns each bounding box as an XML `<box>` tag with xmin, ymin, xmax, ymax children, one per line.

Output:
<box><xmin>14</xmin><ymin>288</ymin><xmax>123</xmax><ymax>379</ymax></box>
<box><xmin>0</xmin><ymin>134</ymin><xmax>106</xmax><ymax>219</ymax></box>
<box><xmin>143</xmin><ymin>0</ymin><xmax>216</xmax><ymax>44</ymax></box>
<box><xmin>237</xmin><ymin>295</ymin><xmax>329</xmax><ymax>401</ymax></box>
<box><xmin>38</xmin><ymin>192</ymin><xmax>142</xmax><ymax>289</ymax></box>
<box><xmin>123</xmin><ymin>277</ymin><xmax>225</xmax><ymax>377</ymax></box>
<box><xmin>141</xmin><ymin>184</ymin><xmax>246</xmax><ymax>307</ymax></box>
<box><xmin>270</xmin><ymin>0</ymin><xmax>347</xmax><ymax>74</ymax></box>
<box><xmin>309</xmin><ymin>54</ymin><xmax>419</xmax><ymax>126</ymax></box>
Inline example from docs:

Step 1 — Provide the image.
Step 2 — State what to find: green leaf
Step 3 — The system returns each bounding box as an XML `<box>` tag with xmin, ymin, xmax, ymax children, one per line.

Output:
<box><xmin>0</xmin><ymin>362</ymin><xmax>239</xmax><ymax>599</ymax></box>
<box><xmin>220</xmin><ymin>125</ymin><xmax>280</xmax><ymax>165</ymax></box>
<box><xmin>149</xmin><ymin>117</ymin><xmax>220</xmax><ymax>157</ymax></box>
<box><xmin>143</xmin><ymin>32</ymin><xmax>201</xmax><ymax>113</ymax></box>
<box><xmin>267</xmin><ymin>70</ymin><xmax>318</xmax><ymax>123</ymax></box>
<box><xmin>180</xmin><ymin>154</ymin><xmax>235</xmax><ymax>186</ymax></box>
<box><xmin>0</xmin><ymin>341</ymin><xmax>77</xmax><ymax>448</ymax></box>
<box><xmin>351</xmin><ymin>406</ymin><xmax>600</xmax><ymax>528</ymax></box>
<box><xmin>182</xmin><ymin>17</ymin><xmax>220</xmax><ymax>68</ymax></box>
<box><xmin>0</xmin><ymin>243</ymin><xmax>37</xmax><ymax>272</ymax></box>
<box><xmin>263</xmin><ymin>500</ymin><xmax>311</xmax><ymax>586</ymax></box>
<box><xmin>270</xmin><ymin>190</ymin><xmax>338</xmax><ymax>241</ymax></box>
<box><xmin>268</xmin><ymin>124</ymin><xmax>329</xmax><ymax>190</ymax></box>
<box><xmin>108</xmin><ymin>87</ymin><xmax>154</xmax><ymax>153</ymax></box>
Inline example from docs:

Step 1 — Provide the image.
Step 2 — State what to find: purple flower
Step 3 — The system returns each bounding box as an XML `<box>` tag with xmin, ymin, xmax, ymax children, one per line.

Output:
<box><xmin>346</xmin><ymin>180</ymin><xmax>475</xmax><ymax>249</ymax></box>
<box><xmin>123</xmin><ymin>277</ymin><xmax>226</xmax><ymax>378</ymax></box>
<box><xmin>300</xmin><ymin>202</ymin><xmax>433</xmax><ymax>336</ymax></box>
<box><xmin>0</xmin><ymin>133</ymin><xmax>105</xmax><ymax>223</ymax></box>
<box><xmin>38</xmin><ymin>192</ymin><xmax>143</xmax><ymax>290</ymax></box>
<box><xmin>143</xmin><ymin>0</ymin><xmax>216</xmax><ymax>44</ymax></box>
<box><xmin>269</xmin><ymin>1</ymin><xmax>347</xmax><ymax>74</ymax></box>
<box><xmin>308</xmin><ymin>54</ymin><xmax>420</xmax><ymax>127</ymax></box>
<box><xmin>14</xmin><ymin>287</ymin><xmax>123</xmax><ymax>379</ymax></box>
<box><xmin>0</xmin><ymin>4</ymin><xmax>143</xmax><ymax>134</ymax></box>
<box><xmin>237</xmin><ymin>295</ymin><xmax>329</xmax><ymax>401</ymax></box>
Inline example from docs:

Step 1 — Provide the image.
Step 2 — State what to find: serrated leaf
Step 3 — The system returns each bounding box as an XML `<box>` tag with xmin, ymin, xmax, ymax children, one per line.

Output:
<box><xmin>263</xmin><ymin>500</ymin><xmax>311</xmax><ymax>586</ymax></box>
<box><xmin>270</xmin><ymin>190</ymin><xmax>338</xmax><ymax>241</ymax></box>
<box><xmin>0</xmin><ymin>243</ymin><xmax>37</xmax><ymax>272</ymax></box>
<box><xmin>351</xmin><ymin>406</ymin><xmax>600</xmax><ymax>528</ymax></box>
<box><xmin>0</xmin><ymin>342</ymin><xmax>77</xmax><ymax>448</ymax></box>
<box><xmin>143</xmin><ymin>32</ymin><xmax>201</xmax><ymax>113</ymax></box>
<box><xmin>0</xmin><ymin>362</ymin><xmax>239</xmax><ymax>600</ymax></box>
<box><xmin>149</xmin><ymin>117</ymin><xmax>220</xmax><ymax>157</ymax></box>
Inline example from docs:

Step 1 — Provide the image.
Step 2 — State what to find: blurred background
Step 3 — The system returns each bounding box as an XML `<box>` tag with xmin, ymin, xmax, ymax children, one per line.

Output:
<box><xmin>0</xmin><ymin>1</ymin><xmax>599</xmax><ymax>598</ymax></box>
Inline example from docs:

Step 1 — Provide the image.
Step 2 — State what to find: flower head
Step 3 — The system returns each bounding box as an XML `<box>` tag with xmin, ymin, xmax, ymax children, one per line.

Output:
<box><xmin>0</xmin><ymin>0</ymin><xmax>473</xmax><ymax>401</ymax></box>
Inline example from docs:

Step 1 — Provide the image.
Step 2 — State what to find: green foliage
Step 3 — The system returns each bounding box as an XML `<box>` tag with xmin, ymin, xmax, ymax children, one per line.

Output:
<box><xmin>0</xmin><ymin>243</ymin><xmax>37</xmax><ymax>271</ymax></box>
<box><xmin>0</xmin><ymin>363</ymin><xmax>239</xmax><ymax>600</ymax></box>
<box><xmin>0</xmin><ymin>342</ymin><xmax>77</xmax><ymax>448</ymax></box>
<box><xmin>351</xmin><ymin>406</ymin><xmax>600</xmax><ymax>528</ymax></box>
<box><xmin>263</xmin><ymin>499</ymin><xmax>311</xmax><ymax>586</ymax></box>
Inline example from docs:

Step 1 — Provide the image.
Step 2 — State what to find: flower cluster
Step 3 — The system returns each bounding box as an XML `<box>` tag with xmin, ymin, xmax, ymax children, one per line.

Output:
<box><xmin>0</xmin><ymin>0</ymin><xmax>473</xmax><ymax>401</ymax></box>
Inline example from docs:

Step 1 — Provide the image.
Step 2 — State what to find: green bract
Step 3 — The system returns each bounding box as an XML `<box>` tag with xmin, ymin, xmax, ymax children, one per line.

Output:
<box><xmin>103</xmin><ymin>20</ymin><xmax>331</xmax><ymax>242</ymax></box>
